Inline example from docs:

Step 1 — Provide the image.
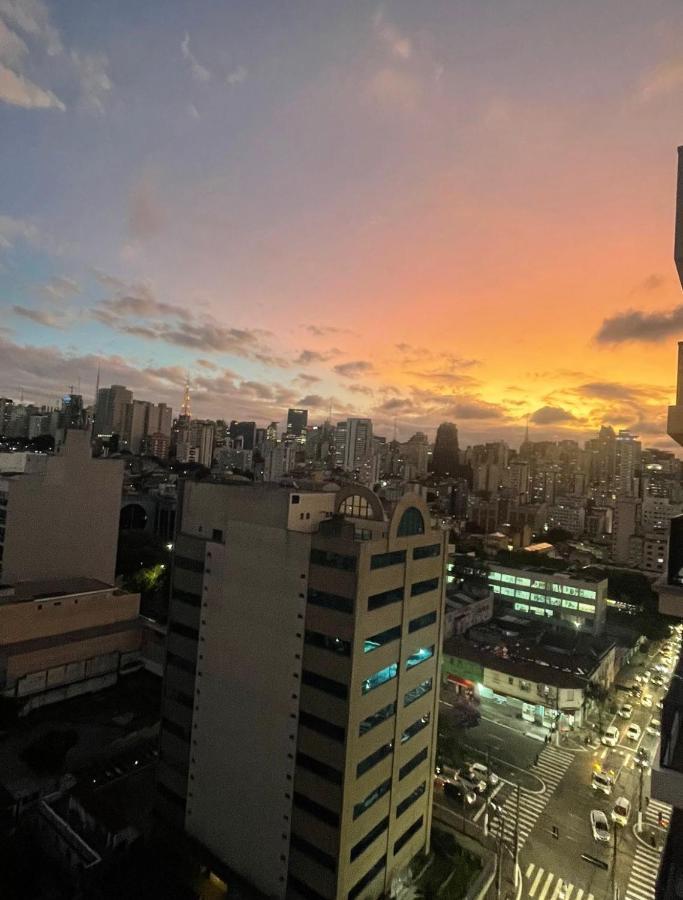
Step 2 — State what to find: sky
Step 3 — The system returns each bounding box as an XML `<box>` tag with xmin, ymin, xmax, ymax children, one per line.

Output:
<box><xmin>1</xmin><ymin>0</ymin><xmax>683</xmax><ymax>449</ymax></box>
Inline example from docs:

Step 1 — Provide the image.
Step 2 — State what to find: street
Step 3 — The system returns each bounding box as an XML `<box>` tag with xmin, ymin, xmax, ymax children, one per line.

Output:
<box><xmin>434</xmin><ymin>633</ymin><xmax>678</xmax><ymax>900</ymax></box>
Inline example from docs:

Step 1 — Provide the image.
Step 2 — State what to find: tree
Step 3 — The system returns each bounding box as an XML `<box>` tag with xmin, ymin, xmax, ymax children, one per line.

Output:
<box><xmin>584</xmin><ymin>682</ymin><xmax>609</xmax><ymax>733</ymax></box>
<box><xmin>545</xmin><ymin>527</ymin><xmax>572</xmax><ymax>544</ymax></box>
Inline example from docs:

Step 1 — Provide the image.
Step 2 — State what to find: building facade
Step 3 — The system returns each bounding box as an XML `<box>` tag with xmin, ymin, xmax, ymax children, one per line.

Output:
<box><xmin>156</xmin><ymin>483</ymin><xmax>445</xmax><ymax>900</ymax></box>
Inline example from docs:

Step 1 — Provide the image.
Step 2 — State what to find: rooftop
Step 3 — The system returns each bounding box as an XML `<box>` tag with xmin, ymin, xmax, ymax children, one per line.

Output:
<box><xmin>0</xmin><ymin>577</ymin><xmax>116</xmax><ymax>605</ymax></box>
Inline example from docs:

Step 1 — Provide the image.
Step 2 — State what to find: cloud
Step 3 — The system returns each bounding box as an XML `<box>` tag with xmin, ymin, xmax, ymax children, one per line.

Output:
<box><xmin>0</xmin><ymin>212</ymin><xmax>39</xmax><ymax>248</ymax></box>
<box><xmin>0</xmin><ymin>61</ymin><xmax>64</xmax><ymax>109</ymax></box>
<box><xmin>378</xmin><ymin>396</ymin><xmax>411</xmax><ymax>413</ymax></box>
<box><xmin>12</xmin><ymin>305</ymin><xmax>64</xmax><ymax>327</ymax></box>
<box><xmin>575</xmin><ymin>381</ymin><xmax>655</xmax><ymax>402</ymax></box>
<box><xmin>296</xmin><ymin>373</ymin><xmax>321</xmax><ymax>385</ymax></box>
<box><xmin>0</xmin><ymin>0</ymin><xmax>63</xmax><ymax>56</ymax></box>
<box><xmin>196</xmin><ymin>358</ymin><xmax>218</xmax><ymax>370</ymax></box>
<box><xmin>295</xmin><ymin>348</ymin><xmax>339</xmax><ymax>366</ymax></box>
<box><xmin>128</xmin><ymin>178</ymin><xmax>165</xmax><ymax>241</ymax></box>
<box><xmin>305</xmin><ymin>324</ymin><xmax>354</xmax><ymax>337</ymax></box>
<box><xmin>333</xmin><ymin>360</ymin><xmax>374</xmax><ymax>378</ymax></box>
<box><xmin>0</xmin><ymin>16</ymin><xmax>27</xmax><ymax>67</ymax></box>
<box><xmin>181</xmin><ymin>32</ymin><xmax>210</xmax><ymax>83</ymax></box>
<box><xmin>449</xmin><ymin>399</ymin><xmax>505</xmax><ymax>420</ymax></box>
<box><xmin>40</xmin><ymin>275</ymin><xmax>80</xmax><ymax>299</ymax></box>
<box><xmin>637</xmin><ymin>57</ymin><xmax>683</xmax><ymax>102</ymax></box>
<box><xmin>70</xmin><ymin>49</ymin><xmax>111</xmax><ymax>114</ymax></box>
<box><xmin>226</xmin><ymin>65</ymin><xmax>247</xmax><ymax>86</ymax></box>
<box><xmin>298</xmin><ymin>394</ymin><xmax>326</xmax><ymax>407</ymax></box>
<box><xmin>530</xmin><ymin>405</ymin><xmax>576</xmax><ymax>425</ymax></box>
<box><xmin>373</xmin><ymin>8</ymin><xmax>412</xmax><ymax>60</ymax></box>
<box><xmin>634</xmin><ymin>273</ymin><xmax>665</xmax><ymax>293</ymax></box>
<box><xmin>595</xmin><ymin>305</ymin><xmax>683</xmax><ymax>344</ymax></box>
<box><xmin>367</xmin><ymin>66</ymin><xmax>420</xmax><ymax>111</ymax></box>
<box><xmin>348</xmin><ymin>384</ymin><xmax>373</xmax><ymax>395</ymax></box>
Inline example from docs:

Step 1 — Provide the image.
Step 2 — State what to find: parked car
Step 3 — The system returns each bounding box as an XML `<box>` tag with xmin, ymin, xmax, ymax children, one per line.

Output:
<box><xmin>642</xmin><ymin>670</ymin><xmax>652</xmax><ymax>683</ymax></box>
<box><xmin>634</xmin><ymin>674</ymin><xmax>644</xmax><ymax>684</ymax></box>
<box><xmin>443</xmin><ymin>780</ymin><xmax>477</xmax><ymax>806</ymax></box>
<box><xmin>459</xmin><ymin>772</ymin><xmax>487</xmax><ymax>795</ymax></box>
<box><xmin>647</xmin><ymin>719</ymin><xmax>661</xmax><ymax>736</ymax></box>
<box><xmin>651</xmin><ymin>675</ymin><xmax>664</xmax><ymax>687</ymax></box>
<box><xmin>591</xmin><ymin>771</ymin><xmax>613</xmax><ymax>796</ymax></box>
<box><xmin>602</xmin><ymin>726</ymin><xmax>620</xmax><ymax>747</ymax></box>
<box><xmin>467</xmin><ymin>762</ymin><xmax>499</xmax><ymax>787</ymax></box>
<box><xmin>626</xmin><ymin>724</ymin><xmax>642</xmax><ymax>741</ymax></box>
<box><xmin>611</xmin><ymin>797</ymin><xmax>631</xmax><ymax>827</ymax></box>
<box><xmin>617</xmin><ymin>704</ymin><xmax>633</xmax><ymax>719</ymax></box>
<box><xmin>590</xmin><ymin>809</ymin><xmax>611</xmax><ymax>843</ymax></box>
<box><xmin>635</xmin><ymin>748</ymin><xmax>650</xmax><ymax>769</ymax></box>
<box><xmin>657</xmin><ymin>699</ymin><xmax>664</xmax><ymax>711</ymax></box>
<box><xmin>641</xmin><ymin>695</ymin><xmax>653</xmax><ymax>709</ymax></box>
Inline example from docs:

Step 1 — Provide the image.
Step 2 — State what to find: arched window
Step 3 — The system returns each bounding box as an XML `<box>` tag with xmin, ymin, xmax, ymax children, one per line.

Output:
<box><xmin>339</xmin><ymin>495</ymin><xmax>372</xmax><ymax>519</ymax></box>
<box><xmin>397</xmin><ymin>507</ymin><xmax>425</xmax><ymax>537</ymax></box>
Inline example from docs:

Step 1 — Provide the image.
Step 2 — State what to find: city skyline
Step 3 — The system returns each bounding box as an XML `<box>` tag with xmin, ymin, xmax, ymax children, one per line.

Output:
<box><xmin>2</xmin><ymin>1</ymin><xmax>683</xmax><ymax>447</ymax></box>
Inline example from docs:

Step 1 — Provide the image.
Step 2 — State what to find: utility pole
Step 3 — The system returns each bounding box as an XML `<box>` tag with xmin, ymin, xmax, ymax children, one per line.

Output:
<box><xmin>513</xmin><ymin>783</ymin><xmax>521</xmax><ymax>888</ymax></box>
<box><xmin>637</xmin><ymin>763</ymin><xmax>645</xmax><ymax>833</ymax></box>
<box><xmin>496</xmin><ymin>811</ymin><xmax>505</xmax><ymax>900</ymax></box>
<box><xmin>611</xmin><ymin>820</ymin><xmax>619</xmax><ymax>900</ymax></box>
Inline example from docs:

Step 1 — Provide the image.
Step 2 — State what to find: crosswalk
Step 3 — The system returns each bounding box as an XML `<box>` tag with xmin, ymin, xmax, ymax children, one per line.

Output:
<box><xmin>488</xmin><ymin>747</ymin><xmax>575</xmax><ymax>849</ymax></box>
<box><xmin>524</xmin><ymin>863</ymin><xmax>594</xmax><ymax>900</ymax></box>
<box><xmin>645</xmin><ymin>797</ymin><xmax>671</xmax><ymax>830</ymax></box>
<box><xmin>624</xmin><ymin>841</ymin><xmax>662</xmax><ymax>900</ymax></box>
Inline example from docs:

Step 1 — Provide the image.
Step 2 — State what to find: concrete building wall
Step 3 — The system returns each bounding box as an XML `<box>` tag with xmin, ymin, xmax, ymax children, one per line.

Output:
<box><xmin>0</xmin><ymin>431</ymin><xmax>123</xmax><ymax>584</ymax></box>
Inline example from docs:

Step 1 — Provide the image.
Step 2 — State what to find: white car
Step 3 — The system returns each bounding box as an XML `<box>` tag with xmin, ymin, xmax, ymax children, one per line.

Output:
<box><xmin>641</xmin><ymin>695</ymin><xmax>653</xmax><ymax>709</ymax></box>
<box><xmin>591</xmin><ymin>809</ymin><xmax>611</xmax><ymax>843</ymax></box>
<box><xmin>618</xmin><ymin>704</ymin><xmax>633</xmax><ymax>719</ymax></box>
<box><xmin>642</xmin><ymin>671</ymin><xmax>652</xmax><ymax>683</ymax></box>
<box><xmin>602</xmin><ymin>726</ymin><xmax>620</xmax><ymax>747</ymax></box>
<box><xmin>647</xmin><ymin>718</ymin><xmax>661</xmax><ymax>736</ymax></box>
<box><xmin>626</xmin><ymin>724</ymin><xmax>642</xmax><ymax>741</ymax></box>
<box><xmin>592</xmin><ymin>771</ymin><xmax>613</xmax><ymax>796</ymax></box>
<box><xmin>468</xmin><ymin>762</ymin><xmax>499</xmax><ymax>786</ymax></box>
<box><xmin>611</xmin><ymin>797</ymin><xmax>631</xmax><ymax>827</ymax></box>
<box><xmin>634</xmin><ymin>673</ymin><xmax>644</xmax><ymax>684</ymax></box>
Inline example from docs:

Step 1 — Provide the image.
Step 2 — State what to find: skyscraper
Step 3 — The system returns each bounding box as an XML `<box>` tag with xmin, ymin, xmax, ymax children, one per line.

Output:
<box><xmin>287</xmin><ymin>408</ymin><xmax>309</xmax><ymax>438</ymax></box>
<box><xmin>613</xmin><ymin>430</ymin><xmax>641</xmax><ymax>496</ymax></box>
<box><xmin>157</xmin><ymin>483</ymin><xmax>444</xmax><ymax>900</ymax></box>
<box><xmin>431</xmin><ymin>422</ymin><xmax>459</xmax><ymax>475</ymax></box>
<box><xmin>94</xmin><ymin>384</ymin><xmax>133</xmax><ymax>440</ymax></box>
<box><xmin>344</xmin><ymin>418</ymin><xmax>373</xmax><ymax>471</ymax></box>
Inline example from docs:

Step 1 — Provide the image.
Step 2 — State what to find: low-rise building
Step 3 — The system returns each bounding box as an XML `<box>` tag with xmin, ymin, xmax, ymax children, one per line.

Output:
<box><xmin>443</xmin><ymin>587</ymin><xmax>493</xmax><ymax>637</ymax></box>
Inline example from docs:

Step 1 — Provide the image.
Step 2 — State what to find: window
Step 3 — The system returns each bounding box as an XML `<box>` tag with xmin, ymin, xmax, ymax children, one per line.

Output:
<box><xmin>530</xmin><ymin>593</ymin><xmax>546</xmax><ymax>604</ymax></box>
<box><xmin>397</xmin><ymin>781</ymin><xmax>426</xmax><ymax>817</ymax></box>
<box><xmin>488</xmin><ymin>571</ymin><xmax>502</xmax><ymax>582</ymax></box>
<box><xmin>401</xmin><ymin>713</ymin><xmax>430</xmax><ymax>744</ymax></box>
<box><xmin>166</xmin><ymin>687</ymin><xmax>194</xmax><ymax>708</ymax></box>
<box><xmin>350</xmin><ymin>816</ymin><xmax>389</xmax><ymax>862</ymax></box>
<box><xmin>519</xmin><ymin>680</ymin><xmax>531</xmax><ymax>692</ymax></box>
<box><xmin>305</xmin><ymin>630</ymin><xmax>351</xmax><ymax>656</ymax></box>
<box><xmin>340</xmin><ymin>495</ymin><xmax>372</xmax><ymax>519</ymax></box>
<box><xmin>500</xmin><ymin>587</ymin><xmax>515</xmax><ymax>598</ymax></box>
<box><xmin>161</xmin><ymin>717</ymin><xmax>190</xmax><ymax>741</ymax></box>
<box><xmin>579</xmin><ymin>588</ymin><xmax>596</xmax><ymax>599</ymax></box>
<box><xmin>397</xmin><ymin>507</ymin><xmax>425</xmax><ymax>536</ymax></box>
<box><xmin>394</xmin><ymin>815</ymin><xmax>424</xmax><ymax>854</ymax></box>
<box><xmin>174</xmin><ymin>556</ymin><xmax>204</xmax><ymax>573</ymax></box>
<box><xmin>368</xmin><ymin>587</ymin><xmax>403</xmax><ymax>611</ymax></box>
<box><xmin>515</xmin><ymin>576</ymin><xmax>531</xmax><ymax>587</ymax></box>
<box><xmin>578</xmin><ymin>603</ymin><xmax>594</xmax><ymax>613</ymax></box>
<box><xmin>290</xmin><ymin>833</ymin><xmax>336</xmax><ymax>872</ymax></box>
<box><xmin>546</xmin><ymin>595</ymin><xmax>561</xmax><ymax>606</ymax></box>
<box><xmin>310</xmin><ymin>548</ymin><xmax>357</xmax><ymax>572</ymax></box>
<box><xmin>362</xmin><ymin>663</ymin><xmax>398</xmax><ymax>695</ymax></box>
<box><xmin>413</xmin><ymin>544</ymin><xmax>440</xmax><ymax>560</ymax></box>
<box><xmin>371</xmin><ymin>550</ymin><xmax>406</xmax><ymax>569</ymax></box>
<box><xmin>169</xmin><ymin>621</ymin><xmax>199</xmax><ymax>641</ymax></box>
<box><xmin>399</xmin><ymin>747</ymin><xmax>428</xmax><ymax>780</ymax></box>
<box><xmin>348</xmin><ymin>855</ymin><xmax>387</xmax><ymax>900</ymax></box>
<box><xmin>411</xmin><ymin>578</ymin><xmax>439</xmax><ymax>597</ymax></box>
<box><xmin>212</xmin><ymin>528</ymin><xmax>223</xmax><ymax>542</ymax></box>
<box><xmin>353</xmin><ymin>778</ymin><xmax>391</xmax><ymax>819</ymax></box>
<box><xmin>302</xmin><ymin>670</ymin><xmax>348</xmax><ymax>699</ymax></box>
<box><xmin>173</xmin><ymin>588</ymin><xmax>201</xmax><ymax>607</ymax></box>
<box><xmin>299</xmin><ymin>710</ymin><xmax>345</xmax><ymax>743</ymax></box>
<box><xmin>515</xmin><ymin>590</ymin><xmax>530</xmax><ymax>600</ymax></box>
<box><xmin>406</xmin><ymin>646</ymin><xmax>434</xmax><ymax>670</ymax></box>
<box><xmin>501</xmin><ymin>573</ymin><xmax>516</xmax><ymax>584</ymax></box>
<box><xmin>296</xmin><ymin>752</ymin><xmax>342</xmax><ymax>785</ymax></box>
<box><xmin>357</xmin><ymin>741</ymin><xmax>393</xmax><ymax>777</ymax></box>
<box><xmin>166</xmin><ymin>651</ymin><xmax>196</xmax><ymax>675</ymax></box>
<box><xmin>359</xmin><ymin>702</ymin><xmax>396</xmax><ymax>736</ymax></box>
<box><xmin>293</xmin><ymin>792</ymin><xmax>340</xmax><ymax>828</ymax></box>
<box><xmin>531</xmin><ymin>579</ymin><xmax>546</xmax><ymax>589</ymax></box>
<box><xmin>514</xmin><ymin>603</ymin><xmax>529</xmax><ymax>613</ymax></box>
<box><xmin>404</xmin><ymin>678</ymin><xmax>432</xmax><ymax>707</ymax></box>
<box><xmin>530</xmin><ymin>606</ymin><xmax>545</xmax><ymax>616</ymax></box>
<box><xmin>409</xmin><ymin>610</ymin><xmax>437</xmax><ymax>633</ymax></box>
<box><xmin>561</xmin><ymin>599</ymin><xmax>578</xmax><ymax>610</ymax></box>
<box><xmin>288</xmin><ymin>876</ymin><xmax>328</xmax><ymax>900</ymax></box>
<box><xmin>364</xmin><ymin>625</ymin><xmax>401</xmax><ymax>653</ymax></box>
<box><xmin>562</xmin><ymin>585</ymin><xmax>579</xmax><ymax>596</ymax></box>
<box><xmin>308</xmin><ymin>588</ymin><xmax>353</xmax><ymax>614</ymax></box>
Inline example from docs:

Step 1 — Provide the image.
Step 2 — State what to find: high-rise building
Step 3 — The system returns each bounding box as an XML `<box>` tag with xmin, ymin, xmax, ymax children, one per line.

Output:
<box><xmin>431</xmin><ymin>423</ymin><xmax>459</xmax><ymax>476</ymax></box>
<box><xmin>0</xmin><ymin>430</ymin><xmax>123</xmax><ymax>584</ymax></box>
<box><xmin>287</xmin><ymin>408</ymin><xmax>309</xmax><ymax>439</ymax></box>
<box><xmin>157</xmin><ymin>483</ymin><xmax>444</xmax><ymax>900</ymax></box>
<box><xmin>344</xmin><ymin>417</ymin><xmax>373</xmax><ymax>471</ymax></box>
<box><xmin>613</xmin><ymin>430</ymin><xmax>641</xmax><ymax>496</ymax></box>
<box><xmin>229</xmin><ymin>420</ymin><xmax>257</xmax><ymax>451</ymax></box>
<box><xmin>0</xmin><ymin>398</ymin><xmax>13</xmax><ymax>435</ymax></box>
<box><xmin>94</xmin><ymin>384</ymin><xmax>133</xmax><ymax>440</ymax></box>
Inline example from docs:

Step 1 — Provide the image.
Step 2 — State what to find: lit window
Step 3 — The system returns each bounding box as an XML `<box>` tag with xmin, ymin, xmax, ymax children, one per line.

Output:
<box><xmin>362</xmin><ymin>663</ymin><xmax>398</xmax><ymax>695</ymax></box>
<box><xmin>405</xmin><ymin>646</ymin><xmax>434</xmax><ymax>670</ymax></box>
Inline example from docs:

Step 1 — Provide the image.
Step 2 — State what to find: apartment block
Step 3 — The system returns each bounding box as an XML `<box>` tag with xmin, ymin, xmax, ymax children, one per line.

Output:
<box><xmin>157</xmin><ymin>482</ymin><xmax>445</xmax><ymax>900</ymax></box>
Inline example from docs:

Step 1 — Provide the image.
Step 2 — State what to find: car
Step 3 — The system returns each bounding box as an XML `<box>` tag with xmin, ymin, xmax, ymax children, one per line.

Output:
<box><xmin>634</xmin><ymin>673</ymin><xmax>644</xmax><ymax>684</ymax></box>
<box><xmin>661</xmin><ymin>644</ymin><xmax>671</xmax><ymax>654</ymax></box>
<box><xmin>468</xmin><ymin>762</ymin><xmax>499</xmax><ymax>786</ymax></box>
<box><xmin>626</xmin><ymin>724</ymin><xmax>642</xmax><ymax>741</ymax></box>
<box><xmin>611</xmin><ymin>797</ymin><xmax>631</xmax><ymax>826</ymax></box>
<box><xmin>591</xmin><ymin>771</ymin><xmax>613</xmax><ymax>796</ymax></box>
<box><xmin>590</xmin><ymin>809</ymin><xmax>611</xmax><ymax>843</ymax></box>
<box><xmin>642</xmin><ymin>671</ymin><xmax>652</xmax><ymax>683</ymax></box>
<box><xmin>459</xmin><ymin>772</ymin><xmax>487</xmax><ymax>794</ymax></box>
<box><xmin>635</xmin><ymin>748</ymin><xmax>650</xmax><ymax>769</ymax></box>
<box><xmin>602</xmin><ymin>726</ymin><xmax>620</xmax><ymax>746</ymax></box>
<box><xmin>618</xmin><ymin>704</ymin><xmax>633</xmax><ymax>719</ymax></box>
<box><xmin>657</xmin><ymin>700</ymin><xmax>664</xmax><ymax>711</ymax></box>
<box><xmin>651</xmin><ymin>675</ymin><xmax>664</xmax><ymax>687</ymax></box>
<box><xmin>654</xmin><ymin>663</ymin><xmax>667</xmax><ymax>674</ymax></box>
<box><xmin>641</xmin><ymin>695</ymin><xmax>653</xmax><ymax>709</ymax></box>
<box><xmin>443</xmin><ymin>780</ymin><xmax>477</xmax><ymax>806</ymax></box>
<box><xmin>647</xmin><ymin>718</ymin><xmax>661</xmax><ymax>736</ymax></box>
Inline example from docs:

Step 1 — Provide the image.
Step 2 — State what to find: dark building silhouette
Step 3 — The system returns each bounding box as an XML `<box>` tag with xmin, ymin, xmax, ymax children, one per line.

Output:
<box><xmin>432</xmin><ymin>421</ymin><xmax>460</xmax><ymax>475</ymax></box>
<box><xmin>229</xmin><ymin>420</ymin><xmax>256</xmax><ymax>450</ymax></box>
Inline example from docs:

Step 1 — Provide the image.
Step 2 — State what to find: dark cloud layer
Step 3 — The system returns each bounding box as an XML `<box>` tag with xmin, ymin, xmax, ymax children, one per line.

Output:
<box><xmin>595</xmin><ymin>305</ymin><xmax>683</xmax><ymax>344</ymax></box>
